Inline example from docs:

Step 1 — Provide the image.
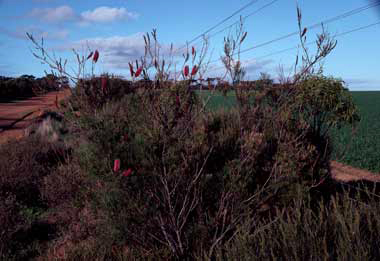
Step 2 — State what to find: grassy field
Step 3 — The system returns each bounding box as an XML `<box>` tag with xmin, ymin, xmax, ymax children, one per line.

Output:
<box><xmin>331</xmin><ymin>91</ymin><xmax>380</xmax><ymax>173</ymax></box>
<box><xmin>198</xmin><ymin>90</ymin><xmax>380</xmax><ymax>173</ymax></box>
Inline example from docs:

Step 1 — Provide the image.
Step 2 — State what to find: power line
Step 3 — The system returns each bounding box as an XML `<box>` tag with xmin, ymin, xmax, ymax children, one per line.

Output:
<box><xmin>209</xmin><ymin>0</ymin><xmax>281</xmax><ymax>39</ymax></box>
<box><xmin>174</xmin><ymin>0</ymin><xmax>260</xmax><ymax>54</ymax></box>
<box><xmin>207</xmin><ymin>0</ymin><xmax>380</xmax><ymax>65</ymax></box>
<box><xmin>179</xmin><ymin>0</ymin><xmax>281</xmax><ymax>55</ymax></box>
<box><xmin>336</xmin><ymin>20</ymin><xmax>380</xmax><ymax>37</ymax></box>
<box><xmin>207</xmin><ymin>20</ymin><xmax>380</xmax><ymax>73</ymax></box>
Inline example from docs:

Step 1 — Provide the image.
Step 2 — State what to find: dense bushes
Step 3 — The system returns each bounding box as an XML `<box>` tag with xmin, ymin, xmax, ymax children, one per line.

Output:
<box><xmin>0</xmin><ymin>135</ymin><xmax>68</xmax><ymax>259</ymax></box>
<box><xmin>32</xmin><ymin>74</ymin><xmax>363</xmax><ymax>259</ymax></box>
<box><xmin>216</xmin><ymin>186</ymin><xmax>380</xmax><ymax>260</ymax></box>
<box><xmin>1</xmin><ymin>15</ymin><xmax>375</xmax><ymax>257</ymax></box>
<box><xmin>1</xmin><ymin>73</ymin><xmax>371</xmax><ymax>259</ymax></box>
<box><xmin>0</xmin><ymin>74</ymin><xmax>67</xmax><ymax>101</ymax></box>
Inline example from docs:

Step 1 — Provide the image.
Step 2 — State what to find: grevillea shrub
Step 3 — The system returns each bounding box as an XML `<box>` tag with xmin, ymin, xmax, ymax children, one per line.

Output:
<box><xmin>22</xmin><ymin>10</ymin><xmax>365</xmax><ymax>259</ymax></box>
<box><xmin>214</xmin><ymin>185</ymin><xmax>380</xmax><ymax>260</ymax></box>
<box><xmin>70</xmin><ymin>73</ymin><xmax>134</xmax><ymax>112</ymax></box>
<box><xmin>0</xmin><ymin>136</ymin><xmax>69</xmax><ymax>259</ymax></box>
<box><xmin>57</xmin><ymin>72</ymin><xmax>360</xmax><ymax>258</ymax></box>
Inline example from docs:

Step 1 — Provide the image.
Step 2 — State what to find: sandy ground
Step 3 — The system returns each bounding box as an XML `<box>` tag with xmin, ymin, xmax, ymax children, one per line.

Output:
<box><xmin>0</xmin><ymin>89</ymin><xmax>71</xmax><ymax>144</ymax></box>
<box><xmin>330</xmin><ymin>161</ymin><xmax>380</xmax><ymax>182</ymax></box>
<box><xmin>0</xmin><ymin>89</ymin><xmax>379</xmax><ymax>183</ymax></box>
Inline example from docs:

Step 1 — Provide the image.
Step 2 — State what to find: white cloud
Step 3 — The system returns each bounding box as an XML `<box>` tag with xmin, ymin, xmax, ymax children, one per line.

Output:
<box><xmin>27</xmin><ymin>5</ymin><xmax>138</xmax><ymax>25</ymax></box>
<box><xmin>0</xmin><ymin>26</ymin><xmax>69</xmax><ymax>40</ymax></box>
<box><xmin>204</xmin><ymin>59</ymin><xmax>273</xmax><ymax>80</ymax></box>
<box><xmin>243</xmin><ymin>59</ymin><xmax>273</xmax><ymax>73</ymax></box>
<box><xmin>56</xmin><ymin>33</ymin><xmax>145</xmax><ymax>69</ymax></box>
<box><xmin>40</xmin><ymin>29</ymin><xmax>69</xmax><ymax>40</ymax></box>
<box><xmin>344</xmin><ymin>78</ymin><xmax>373</xmax><ymax>85</ymax></box>
<box><xmin>344</xmin><ymin>78</ymin><xmax>380</xmax><ymax>90</ymax></box>
<box><xmin>55</xmin><ymin>33</ymin><xmax>179</xmax><ymax>71</ymax></box>
<box><xmin>29</xmin><ymin>5</ymin><xmax>76</xmax><ymax>23</ymax></box>
<box><xmin>80</xmin><ymin>7</ymin><xmax>138</xmax><ymax>23</ymax></box>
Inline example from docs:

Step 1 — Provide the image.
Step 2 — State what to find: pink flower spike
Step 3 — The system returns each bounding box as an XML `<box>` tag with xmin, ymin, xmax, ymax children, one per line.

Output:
<box><xmin>191</xmin><ymin>65</ymin><xmax>198</xmax><ymax>76</ymax></box>
<box><xmin>93</xmin><ymin>50</ymin><xmax>99</xmax><ymax>63</ymax></box>
<box><xmin>135</xmin><ymin>67</ymin><xmax>143</xmax><ymax>77</ymax></box>
<box><xmin>184</xmin><ymin>65</ymin><xmax>189</xmax><ymax>77</ymax></box>
<box><xmin>113</xmin><ymin>159</ymin><xmax>120</xmax><ymax>172</ymax></box>
<box><xmin>192</xmin><ymin>46</ymin><xmax>195</xmax><ymax>56</ymax></box>
<box><xmin>123</xmin><ymin>168</ymin><xmax>133</xmax><ymax>177</ymax></box>
<box><xmin>101</xmin><ymin>77</ymin><xmax>107</xmax><ymax>93</ymax></box>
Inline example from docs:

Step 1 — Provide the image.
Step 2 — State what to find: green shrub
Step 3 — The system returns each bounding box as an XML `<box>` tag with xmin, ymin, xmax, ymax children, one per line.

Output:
<box><xmin>215</xmin><ymin>186</ymin><xmax>380</xmax><ymax>260</ymax></box>
<box><xmin>18</xmin><ymin>13</ymin><xmax>369</xmax><ymax>259</ymax></box>
<box><xmin>70</xmin><ymin>74</ymin><xmax>133</xmax><ymax>113</ymax></box>
<box><xmin>0</xmin><ymin>74</ymin><xmax>66</xmax><ymax>101</ymax></box>
<box><xmin>0</xmin><ymin>136</ymin><xmax>68</xmax><ymax>259</ymax></box>
<box><xmin>53</xmin><ymin>72</ymin><xmax>360</xmax><ymax>258</ymax></box>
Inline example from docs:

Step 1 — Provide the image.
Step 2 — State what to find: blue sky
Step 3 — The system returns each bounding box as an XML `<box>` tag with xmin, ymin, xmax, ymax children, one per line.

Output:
<box><xmin>0</xmin><ymin>0</ymin><xmax>379</xmax><ymax>90</ymax></box>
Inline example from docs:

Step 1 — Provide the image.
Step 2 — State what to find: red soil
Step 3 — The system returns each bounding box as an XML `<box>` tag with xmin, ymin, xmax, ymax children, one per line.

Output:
<box><xmin>330</xmin><ymin>161</ymin><xmax>380</xmax><ymax>182</ymax></box>
<box><xmin>0</xmin><ymin>89</ymin><xmax>71</xmax><ymax>144</ymax></box>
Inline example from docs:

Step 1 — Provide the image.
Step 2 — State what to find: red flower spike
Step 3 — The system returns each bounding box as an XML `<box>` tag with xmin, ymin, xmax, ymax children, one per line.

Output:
<box><xmin>123</xmin><ymin>133</ymin><xmax>128</xmax><ymax>142</ymax></box>
<box><xmin>135</xmin><ymin>67</ymin><xmax>143</xmax><ymax>77</ymax></box>
<box><xmin>93</xmin><ymin>50</ymin><xmax>99</xmax><ymax>63</ymax></box>
<box><xmin>101</xmin><ymin>77</ymin><xmax>107</xmax><ymax>93</ymax></box>
<box><xmin>184</xmin><ymin>65</ymin><xmax>189</xmax><ymax>77</ymax></box>
<box><xmin>113</xmin><ymin>159</ymin><xmax>120</xmax><ymax>172</ymax></box>
<box><xmin>192</xmin><ymin>46</ymin><xmax>195</xmax><ymax>56</ymax></box>
<box><xmin>129</xmin><ymin>63</ymin><xmax>134</xmax><ymax>77</ymax></box>
<box><xmin>301</xmin><ymin>27</ymin><xmax>307</xmax><ymax>37</ymax></box>
<box><xmin>87</xmin><ymin>51</ymin><xmax>93</xmax><ymax>60</ymax></box>
<box><xmin>122</xmin><ymin>168</ymin><xmax>133</xmax><ymax>177</ymax></box>
<box><xmin>191</xmin><ymin>65</ymin><xmax>198</xmax><ymax>76</ymax></box>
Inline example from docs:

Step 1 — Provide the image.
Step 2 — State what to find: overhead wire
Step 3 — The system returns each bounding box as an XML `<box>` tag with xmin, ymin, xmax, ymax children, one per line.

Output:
<box><xmin>209</xmin><ymin>0</ymin><xmax>281</xmax><ymax>39</ymax></box>
<box><xmin>173</xmin><ymin>0</ymin><xmax>261</xmax><ymax>55</ymax></box>
<box><xmin>206</xmin><ymin>20</ymin><xmax>380</xmax><ymax>73</ymax></box>
<box><xmin>206</xmin><ymin>0</ymin><xmax>380</xmax><ymax>66</ymax></box>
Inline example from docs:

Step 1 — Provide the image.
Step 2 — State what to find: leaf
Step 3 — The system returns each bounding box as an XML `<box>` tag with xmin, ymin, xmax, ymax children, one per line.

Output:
<box><xmin>240</xmin><ymin>32</ymin><xmax>248</xmax><ymax>44</ymax></box>
<box><xmin>297</xmin><ymin>6</ymin><xmax>302</xmax><ymax>20</ymax></box>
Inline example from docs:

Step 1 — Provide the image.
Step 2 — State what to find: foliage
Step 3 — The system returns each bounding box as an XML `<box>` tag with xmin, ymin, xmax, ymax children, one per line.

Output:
<box><xmin>44</xmin><ymin>71</ymin><xmax>360</xmax><ymax>258</ymax></box>
<box><xmin>0</xmin><ymin>136</ymin><xmax>69</xmax><ymax>259</ymax></box>
<box><xmin>293</xmin><ymin>75</ymin><xmax>360</xmax><ymax>136</ymax></box>
<box><xmin>215</xmin><ymin>185</ymin><xmax>380</xmax><ymax>260</ymax></box>
<box><xmin>70</xmin><ymin>73</ymin><xmax>134</xmax><ymax>112</ymax></box>
<box><xmin>0</xmin><ymin>74</ymin><xmax>67</xmax><ymax>101</ymax></box>
<box><xmin>331</xmin><ymin>91</ymin><xmax>380</xmax><ymax>172</ymax></box>
<box><xmin>2</xmin><ymin>4</ymin><xmax>375</xmax><ymax>260</ymax></box>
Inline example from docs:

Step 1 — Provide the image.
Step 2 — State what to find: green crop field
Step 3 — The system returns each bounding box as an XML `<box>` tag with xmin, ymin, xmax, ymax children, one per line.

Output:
<box><xmin>197</xmin><ymin>90</ymin><xmax>380</xmax><ymax>173</ymax></box>
<box><xmin>331</xmin><ymin>91</ymin><xmax>380</xmax><ymax>173</ymax></box>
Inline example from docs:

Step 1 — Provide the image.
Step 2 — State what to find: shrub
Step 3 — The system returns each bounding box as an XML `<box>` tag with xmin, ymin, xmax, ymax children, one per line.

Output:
<box><xmin>56</xmin><ymin>73</ymin><xmax>359</xmax><ymax>258</ymax></box>
<box><xmin>0</xmin><ymin>74</ymin><xmax>67</xmax><ymax>101</ymax></box>
<box><xmin>0</xmin><ymin>136</ymin><xmax>68</xmax><ymax>259</ymax></box>
<box><xmin>215</xmin><ymin>186</ymin><xmax>380</xmax><ymax>260</ymax></box>
<box><xmin>71</xmin><ymin>74</ymin><xmax>134</xmax><ymax>113</ymax></box>
<box><xmin>20</xmin><ymin>6</ymin><xmax>368</xmax><ymax>259</ymax></box>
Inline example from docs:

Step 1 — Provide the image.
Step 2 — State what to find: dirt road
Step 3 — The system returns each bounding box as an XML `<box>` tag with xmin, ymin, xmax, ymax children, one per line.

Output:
<box><xmin>0</xmin><ymin>89</ymin><xmax>71</xmax><ymax>144</ymax></box>
<box><xmin>330</xmin><ymin>161</ymin><xmax>380</xmax><ymax>182</ymax></box>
